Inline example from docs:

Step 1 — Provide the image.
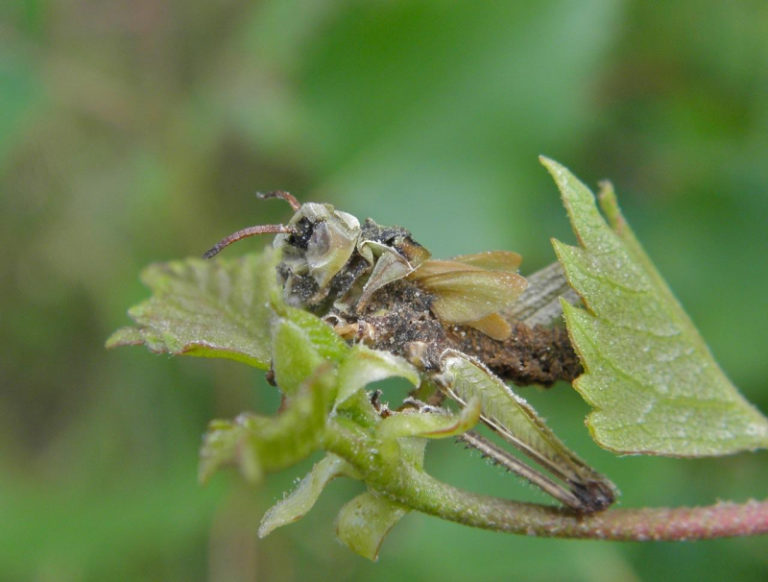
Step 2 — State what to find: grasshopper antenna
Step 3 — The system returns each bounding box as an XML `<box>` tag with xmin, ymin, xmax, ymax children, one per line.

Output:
<box><xmin>256</xmin><ymin>190</ymin><xmax>301</xmax><ymax>211</ymax></box>
<box><xmin>203</xmin><ymin>224</ymin><xmax>293</xmax><ymax>258</ymax></box>
<box><xmin>203</xmin><ymin>190</ymin><xmax>302</xmax><ymax>258</ymax></box>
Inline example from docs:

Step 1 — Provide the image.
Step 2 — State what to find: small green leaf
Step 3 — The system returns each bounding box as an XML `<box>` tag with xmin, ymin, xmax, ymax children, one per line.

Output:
<box><xmin>336</xmin><ymin>346</ymin><xmax>420</xmax><ymax>405</ymax></box>
<box><xmin>335</xmin><ymin>492</ymin><xmax>409</xmax><ymax>561</ymax></box>
<box><xmin>198</xmin><ymin>418</ymin><xmax>260</xmax><ymax>484</ymax></box>
<box><xmin>376</xmin><ymin>397</ymin><xmax>481</xmax><ymax>440</ymax></box>
<box><xmin>543</xmin><ymin>156</ymin><xmax>768</xmax><ymax>456</ymax></box>
<box><xmin>199</xmin><ymin>365</ymin><xmax>336</xmax><ymax>482</ymax></box>
<box><xmin>271</xmin><ymin>318</ymin><xmax>327</xmax><ymax>395</ymax></box>
<box><xmin>333</xmin><ymin>387</ymin><xmax>386</xmax><ymax>430</ymax></box>
<box><xmin>281</xmin><ymin>306</ymin><xmax>349</xmax><ymax>362</ymax></box>
<box><xmin>258</xmin><ymin>454</ymin><xmax>358</xmax><ymax>538</ymax></box>
<box><xmin>106</xmin><ymin>250</ymin><xmax>280</xmax><ymax>368</ymax></box>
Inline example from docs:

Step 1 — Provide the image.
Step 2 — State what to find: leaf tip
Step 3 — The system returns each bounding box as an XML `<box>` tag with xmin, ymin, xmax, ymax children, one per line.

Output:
<box><xmin>335</xmin><ymin>493</ymin><xmax>407</xmax><ymax>561</ymax></box>
<box><xmin>597</xmin><ymin>180</ymin><xmax>625</xmax><ymax>232</ymax></box>
<box><xmin>538</xmin><ymin>155</ymin><xmax>566</xmax><ymax>177</ymax></box>
<box><xmin>550</xmin><ymin>237</ymin><xmax>568</xmax><ymax>258</ymax></box>
<box><xmin>105</xmin><ymin>327</ymin><xmax>143</xmax><ymax>349</ymax></box>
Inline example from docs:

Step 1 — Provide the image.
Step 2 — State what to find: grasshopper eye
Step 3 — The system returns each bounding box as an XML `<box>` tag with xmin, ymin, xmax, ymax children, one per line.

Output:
<box><xmin>308</xmin><ymin>221</ymin><xmax>332</xmax><ymax>256</ymax></box>
<box><xmin>305</xmin><ymin>218</ymin><xmax>359</xmax><ymax>288</ymax></box>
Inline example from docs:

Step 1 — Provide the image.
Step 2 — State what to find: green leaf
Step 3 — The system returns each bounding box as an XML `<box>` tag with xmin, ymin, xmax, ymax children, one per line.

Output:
<box><xmin>106</xmin><ymin>250</ymin><xmax>279</xmax><ymax>368</ymax></box>
<box><xmin>271</xmin><ymin>318</ymin><xmax>328</xmax><ymax>395</ymax></box>
<box><xmin>543</xmin><ymin>156</ymin><xmax>768</xmax><ymax>456</ymax></box>
<box><xmin>376</xmin><ymin>397</ymin><xmax>481</xmax><ymax>440</ymax></box>
<box><xmin>258</xmin><ymin>454</ymin><xmax>358</xmax><ymax>538</ymax></box>
<box><xmin>272</xmin><ymin>299</ymin><xmax>360</xmax><ymax>394</ymax></box>
<box><xmin>198</xmin><ymin>365</ymin><xmax>336</xmax><ymax>483</ymax></box>
<box><xmin>198</xmin><ymin>418</ymin><xmax>264</xmax><ymax>484</ymax></box>
<box><xmin>281</xmin><ymin>305</ymin><xmax>349</xmax><ymax>362</ymax></box>
<box><xmin>335</xmin><ymin>492</ymin><xmax>409</xmax><ymax>561</ymax></box>
<box><xmin>336</xmin><ymin>346</ymin><xmax>420</xmax><ymax>406</ymax></box>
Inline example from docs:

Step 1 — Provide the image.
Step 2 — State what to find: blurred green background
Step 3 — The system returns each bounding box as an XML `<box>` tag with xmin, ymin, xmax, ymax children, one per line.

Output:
<box><xmin>2</xmin><ymin>1</ymin><xmax>767</xmax><ymax>580</ymax></box>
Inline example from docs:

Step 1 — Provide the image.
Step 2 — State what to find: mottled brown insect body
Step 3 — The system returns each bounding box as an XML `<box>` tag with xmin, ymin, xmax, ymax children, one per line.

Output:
<box><xmin>447</xmin><ymin>322</ymin><xmax>582</xmax><ymax>386</ymax></box>
<box><xmin>338</xmin><ymin>277</ymin><xmax>581</xmax><ymax>387</ymax></box>
<box><xmin>205</xmin><ymin>193</ymin><xmax>583</xmax><ymax>386</ymax></box>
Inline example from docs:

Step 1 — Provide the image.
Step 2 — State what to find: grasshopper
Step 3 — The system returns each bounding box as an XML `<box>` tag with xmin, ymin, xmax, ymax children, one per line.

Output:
<box><xmin>205</xmin><ymin>191</ymin><xmax>616</xmax><ymax>513</ymax></box>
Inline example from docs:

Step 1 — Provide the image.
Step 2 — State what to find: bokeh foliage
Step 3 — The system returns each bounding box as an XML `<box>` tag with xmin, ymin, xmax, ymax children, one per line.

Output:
<box><xmin>1</xmin><ymin>1</ymin><xmax>767</xmax><ymax>580</ymax></box>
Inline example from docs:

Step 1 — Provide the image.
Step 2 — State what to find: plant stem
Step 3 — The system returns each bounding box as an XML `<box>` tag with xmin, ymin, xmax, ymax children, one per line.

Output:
<box><xmin>392</xmin><ymin>465</ymin><xmax>768</xmax><ymax>540</ymax></box>
<box><xmin>325</xmin><ymin>425</ymin><xmax>768</xmax><ymax>541</ymax></box>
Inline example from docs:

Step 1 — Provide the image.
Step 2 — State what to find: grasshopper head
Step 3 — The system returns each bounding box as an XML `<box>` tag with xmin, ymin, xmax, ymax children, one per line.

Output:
<box><xmin>204</xmin><ymin>191</ymin><xmax>362</xmax><ymax>310</ymax></box>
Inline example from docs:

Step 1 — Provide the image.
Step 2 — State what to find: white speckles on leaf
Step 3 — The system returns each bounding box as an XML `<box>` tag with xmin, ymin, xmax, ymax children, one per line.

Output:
<box><xmin>543</xmin><ymin>157</ymin><xmax>768</xmax><ymax>456</ymax></box>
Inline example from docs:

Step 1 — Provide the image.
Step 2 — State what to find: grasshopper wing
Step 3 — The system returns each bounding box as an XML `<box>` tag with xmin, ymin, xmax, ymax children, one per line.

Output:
<box><xmin>415</xmin><ymin>268</ymin><xmax>527</xmax><ymax>332</ymax></box>
<box><xmin>448</xmin><ymin>250</ymin><xmax>523</xmax><ymax>272</ymax></box>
